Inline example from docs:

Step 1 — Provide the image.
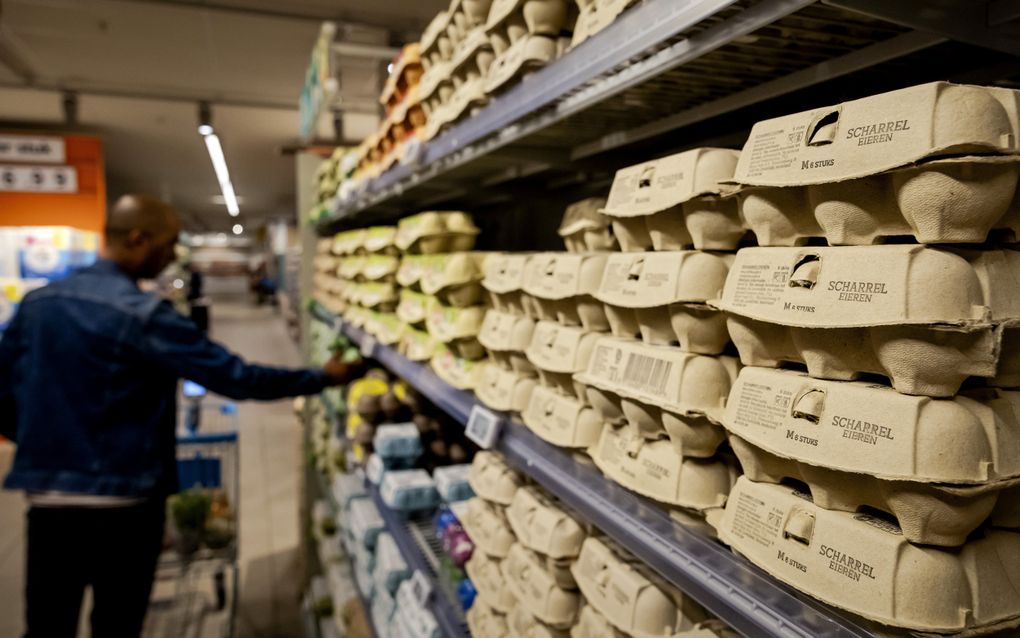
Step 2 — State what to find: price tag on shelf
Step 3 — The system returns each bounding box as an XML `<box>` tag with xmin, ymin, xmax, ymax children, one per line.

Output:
<box><xmin>465</xmin><ymin>405</ymin><xmax>502</xmax><ymax>449</ymax></box>
<box><xmin>359</xmin><ymin>334</ymin><xmax>376</xmax><ymax>359</ymax></box>
<box><xmin>408</xmin><ymin>569</ymin><xmax>432</xmax><ymax>607</ymax></box>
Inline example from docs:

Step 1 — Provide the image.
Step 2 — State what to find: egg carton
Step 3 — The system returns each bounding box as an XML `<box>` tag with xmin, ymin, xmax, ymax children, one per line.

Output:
<box><xmin>590</xmin><ymin>421</ymin><xmax>738</xmax><ymax>512</ymax></box>
<box><xmin>574</xmin><ymin>336</ymin><xmax>738</xmax><ymax>450</ymax></box>
<box><xmin>525</xmin><ymin>320</ymin><xmax>600</xmax><ymax>401</ymax></box>
<box><xmin>380</xmin><ymin>469</ymin><xmax>440</xmax><ymax>514</ymax></box>
<box><xmin>424</xmin><ymin>300</ymin><xmax>486</xmax><ymax>359</ymax></box>
<box><xmin>363</xmin><ymin>311</ymin><xmax>405</xmax><ymax>346</ymax></box>
<box><xmin>716</xmin><ymin>246</ymin><xmax>1020</xmax><ymax>397</ymax></box>
<box><xmin>362</xmin><ymin>254</ymin><xmax>400</xmax><ymax>282</ymax></box>
<box><xmin>418</xmin><ymin>252</ymin><xmax>489</xmax><ymax>306</ymax></box>
<box><xmin>502</xmin><ymin>543</ymin><xmax>581</xmax><ymax>628</ymax></box>
<box><xmin>460</xmin><ymin>496</ymin><xmax>517</xmax><ymax>558</ymax></box>
<box><xmin>433</xmin><ymin>464</ymin><xmax>475</xmax><ymax>503</ymax></box>
<box><xmin>570</xmin><ymin>0</ymin><xmax>637</xmax><ymax>47</ymax></box>
<box><xmin>508</xmin><ymin>605</ymin><xmax>571</xmax><ymax>638</ymax></box>
<box><xmin>570</xmin><ymin>605</ymin><xmax>629</xmax><ymax>638</ymax></box>
<box><xmin>396</xmin><ymin>289</ymin><xmax>431</xmax><ymax>327</ymax></box>
<box><xmin>523</xmin><ymin>252</ymin><xmax>610</xmax><ymax>330</ymax></box>
<box><xmin>466</xmin><ymin>550</ymin><xmax>518</xmax><ymax>612</ymax></box>
<box><xmin>522</xmin><ymin>383</ymin><xmax>603</xmax><ymax>448</ymax></box>
<box><xmin>476</xmin><ymin>362</ymin><xmax>538</xmax><ymax>414</ymax></box>
<box><xmin>479</xmin><ymin>308</ymin><xmax>537</xmax><ymax>371</ymax></box>
<box><xmin>396</xmin><ymin>254</ymin><xmax>427</xmax><ymax>288</ymax></box>
<box><xmin>332</xmin><ymin>229</ymin><xmax>367</xmax><ymax>256</ymax></box>
<box><xmin>733</xmin><ymin>82</ymin><xmax>1020</xmax><ymax>246</ymax></box>
<box><xmin>482</xmin><ymin>252</ymin><xmax>539</xmax><ymax>314</ymax></box>
<box><xmin>505</xmin><ymin>485</ymin><xmax>586</xmax><ymax>559</ymax></box>
<box><xmin>484</xmin><ymin>0</ymin><xmax>574</xmax><ymax>93</ymax></box>
<box><xmin>373</xmin><ymin>532</ymin><xmax>411</xmax><ymax>596</ymax></box>
<box><xmin>338</xmin><ymin>255</ymin><xmax>367</xmax><ymax>280</ymax></box>
<box><xmin>558</xmin><ymin>197</ymin><xmax>615</xmax><ymax>252</ymax></box>
<box><xmin>595</xmin><ymin>251</ymin><xmax>731</xmax><ymax>353</ymax></box>
<box><xmin>467</xmin><ymin>599</ymin><xmax>509</xmax><ymax>636</ymax></box>
<box><xmin>373</xmin><ymin>423</ymin><xmax>423</xmax><ymax>462</ymax></box>
<box><xmin>716</xmin><ymin>477</ymin><xmax>1020</xmax><ymax>635</ymax></box>
<box><xmin>572</xmin><ymin>536</ymin><xmax>706</xmax><ymax>638</ymax></box>
<box><xmin>485</xmin><ymin>33</ymin><xmax>564</xmax><ymax>94</ymax></box>
<box><xmin>601</xmin><ymin>148</ymin><xmax>744</xmax><ymax>252</ymax></box>
<box><xmin>430</xmin><ymin>344</ymin><xmax>484</xmax><ymax>389</ymax></box>
<box><xmin>348</xmin><ymin>498</ymin><xmax>385</xmax><ymax>550</ymax></box>
<box><xmin>381</xmin><ymin>44</ymin><xmax>424</xmax><ymax>114</ymax></box>
<box><xmin>399</xmin><ymin>327</ymin><xmax>439</xmax><ymax>362</ymax></box>
<box><xmin>395</xmin><ymin>212</ymin><xmax>479</xmax><ymax>254</ymax></box>
<box><xmin>469</xmin><ymin>450</ymin><xmax>524</xmax><ymax>505</ymax></box>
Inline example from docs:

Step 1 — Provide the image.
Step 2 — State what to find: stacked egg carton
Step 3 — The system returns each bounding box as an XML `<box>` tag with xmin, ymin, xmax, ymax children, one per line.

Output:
<box><xmin>484</xmin><ymin>0</ymin><xmax>576</xmax><ymax>96</ymax></box>
<box><xmin>711</xmin><ymin>82</ymin><xmax>1020</xmax><ymax>635</ymax></box>
<box><xmin>517</xmin><ymin>198</ymin><xmax>615</xmax><ymax>452</ymax></box>
<box><xmin>569</xmin><ymin>0</ymin><xmax>638</xmax><ymax>48</ymax></box>
<box><xmin>313</xmin><ymin>237</ymin><xmax>344</xmax><ymax>315</ymax></box>
<box><xmin>379</xmin><ymin>44</ymin><xmax>426</xmax><ymax>169</ymax></box>
<box><xmin>575</xmin><ymin>149</ymin><xmax>744</xmax><ymax>522</ymax></box>
<box><xmin>417</xmin><ymin>2</ymin><xmax>463</xmax><ymax>140</ymax></box>
<box><xmin>334</xmin><ymin>226</ymin><xmax>404</xmax><ymax>347</ymax></box>
<box><xmin>475</xmin><ymin>252</ymin><xmax>540</xmax><ymax>417</ymax></box>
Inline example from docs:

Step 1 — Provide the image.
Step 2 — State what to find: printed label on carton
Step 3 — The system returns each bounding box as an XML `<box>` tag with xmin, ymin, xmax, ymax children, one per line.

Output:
<box><xmin>597</xmin><ymin>251</ymin><xmax>730</xmax><ymax>307</ymax></box>
<box><xmin>483</xmin><ymin>253</ymin><xmax>531</xmax><ymax>293</ymax></box>
<box><xmin>526</xmin><ymin>321</ymin><xmax>595</xmax><ymax>373</ymax></box>
<box><xmin>603</xmin><ymin>148</ymin><xmax>739</xmax><ymax>218</ymax></box>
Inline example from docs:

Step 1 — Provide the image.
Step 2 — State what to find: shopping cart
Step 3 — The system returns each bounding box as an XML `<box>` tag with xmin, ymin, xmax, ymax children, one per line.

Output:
<box><xmin>146</xmin><ymin>385</ymin><xmax>240</xmax><ymax>638</ymax></box>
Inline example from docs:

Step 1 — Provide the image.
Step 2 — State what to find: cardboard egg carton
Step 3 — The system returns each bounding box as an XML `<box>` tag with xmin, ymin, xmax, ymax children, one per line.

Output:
<box><xmin>523</xmin><ymin>252</ymin><xmax>610</xmax><ymax>330</ymax></box>
<box><xmin>395</xmin><ymin>212</ymin><xmax>480</xmax><ymax>254</ymax></box>
<box><xmin>347</xmin><ymin>282</ymin><xmax>399</xmax><ymax>311</ymax></box>
<box><xmin>715</xmin><ymin>245</ymin><xmax>1020</xmax><ymax>397</ymax></box>
<box><xmin>363</xmin><ymin>311</ymin><xmax>405</xmax><ymax>346</ymax></box>
<box><xmin>505</xmin><ymin>485</ymin><xmax>586</xmax><ymax>559</ymax></box>
<box><xmin>574</xmin><ymin>336</ymin><xmax>738</xmax><ymax>450</ymax></box>
<box><xmin>424</xmin><ymin>28</ymin><xmax>493</xmax><ymax>139</ymax></box>
<box><xmin>313</xmin><ymin>252</ymin><xmax>338</xmax><ymax>274</ymax></box>
<box><xmin>522</xmin><ymin>383</ymin><xmax>603</xmax><ymax>448</ymax></box>
<box><xmin>600</xmin><ymin>148</ymin><xmax>743</xmax><ymax>252</ymax></box>
<box><xmin>461</xmin><ymin>496</ymin><xmax>517</xmax><ymax>558</ymax></box>
<box><xmin>424</xmin><ymin>299</ymin><xmax>486</xmax><ymax>359</ymax></box>
<box><xmin>570</xmin><ymin>606</ymin><xmax>629</xmax><ymax>638</ymax></box>
<box><xmin>476</xmin><ymin>362</ymin><xmax>538</xmax><ymax>414</ymax></box>
<box><xmin>430</xmin><ymin>343</ymin><xmax>484</xmax><ymax>389</ymax></box>
<box><xmin>484</xmin><ymin>0</ymin><xmax>574</xmax><ymax>94</ymax></box>
<box><xmin>396</xmin><ymin>289</ymin><xmax>431</xmax><ymax>327</ymax></box>
<box><xmin>570</xmin><ymin>0</ymin><xmax>637</xmax><ymax>47</ymax></box>
<box><xmin>483</xmin><ymin>252</ymin><xmax>542</xmax><ymax>317</ymax></box>
<box><xmin>503</xmin><ymin>543</ymin><xmax>582</xmax><ymax>628</ymax></box>
<box><xmin>332</xmin><ymin>229</ymin><xmax>367</xmax><ymax>256</ymax></box>
<box><xmin>467</xmin><ymin>599</ymin><xmax>509</xmax><ymax>637</ymax></box>
<box><xmin>479</xmin><ymin>308</ymin><xmax>536</xmax><ymax>357</ymax></box>
<box><xmin>717</xmin><ymin>477</ymin><xmax>1020</xmax><ymax>635</ymax></box>
<box><xmin>466</xmin><ymin>550</ymin><xmax>518</xmax><ymax>613</ymax></box>
<box><xmin>729</xmin><ymin>434</ymin><xmax>1020</xmax><ymax>547</ymax></box>
<box><xmin>508</xmin><ymin>605</ymin><xmax>571</xmax><ymax>638</ymax></box>
<box><xmin>418</xmin><ymin>252</ymin><xmax>489</xmax><ymax>306</ymax></box>
<box><xmin>469</xmin><ymin>450</ymin><xmax>524</xmax><ymax>505</ymax></box>
<box><xmin>396</xmin><ymin>254</ymin><xmax>426</xmax><ymax>288</ymax></box>
<box><xmin>399</xmin><ymin>327</ymin><xmax>440</xmax><ymax>362</ymax></box>
<box><xmin>420</xmin><ymin>10</ymin><xmax>454</xmax><ymax>70</ymax></box>
<box><xmin>361</xmin><ymin>254</ymin><xmax>400</xmax><ymax>282</ymax></box>
<box><xmin>590</xmin><ymin>421</ymin><xmax>738</xmax><ymax>511</ymax></box>
<box><xmin>595</xmin><ymin>251</ymin><xmax>731</xmax><ymax>353</ymax></box>
<box><xmin>732</xmin><ymin>82</ymin><xmax>1020</xmax><ymax>246</ymax></box>
<box><xmin>572</xmin><ymin>536</ymin><xmax>706</xmax><ymax>638</ymax></box>
<box><xmin>381</xmin><ymin>44</ymin><xmax>424</xmax><ymax>114</ymax></box>
<box><xmin>525</xmin><ymin>321</ymin><xmax>599</xmax><ymax>400</ymax></box>
<box><xmin>558</xmin><ymin>197</ymin><xmax>616</xmax><ymax>252</ymax></box>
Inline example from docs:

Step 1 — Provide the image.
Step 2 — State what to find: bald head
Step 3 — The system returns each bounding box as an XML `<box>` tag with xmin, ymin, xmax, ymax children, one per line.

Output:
<box><xmin>105</xmin><ymin>195</ymin><xmax>181</xmax><ymax>280</ymax></box>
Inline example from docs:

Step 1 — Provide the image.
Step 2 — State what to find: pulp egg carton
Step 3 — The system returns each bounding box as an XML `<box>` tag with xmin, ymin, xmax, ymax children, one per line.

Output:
<box><xmin>332</xmin><ymin>229</ymin><xmax>367</xmax><ymax>256</ymax></box>
<box><xmin>572</xmin><ymin>537</ymin><xmax>706</xmax><ymax>638</ymax></box>
<box><xmin>595</xmin><ymin>251</ymin><xmax>731</xmax><ymax>353</ymax></box>
<box><xmin>460</xmin><ymin>496</ymin><xmax>518</xmax><ymax>558</ymax></box>
<box><xmin>396</xmin><ymin>289</ymin><xmax>432</xmax><ymax>327</ymax></box>
<box><xmin>484</xmin><ymin>0</ymin><xmax>574</xmax><ymax>95</ymax></box>
<box><xmin>728</xmin><ymin>434</ymin><xmax>1019</xmax><ymax>547</ymax></box>
<box><xmin>570</xmin><ymin>0</ymin><xmax>637</xmax><ymax>48</ymax></box>
<box><xmin>348</xmin><ymin>497</ymin><xmax>386</xmax><ymax>550</ymax></box>
<box><xmin>338</xmin><ymin>255</ymin><xmax>366</xmax><ymax>280</ymax></box>
<box><xmin>483</xmin><ymin>252</ymin><xmax>541</xmax><ymax>316</ymax></box>
<box><xmin>332</xmin><ymin>471</ymin><xmax>367</xmax><ymax>511</ymax></box>
<box><xmin>420</xmin><ymin>10</ymin><xmax>454</xmax><ymax>71</ymax></box>
<box><xmin>419</xmin><ymin>251</ymin><xmax>489</xmax><ymax>306</ymax></box>
<box><xmin>502</xmin><ymin>543</ymin><xmax>581</xmax><ymax>628</ymax></box>
<box><xmin>505</xmin><ymin>485</ymin><xmax>586</xmax><ymax>559</ymax></box>
<box><xmin>362</xmin><ymin>254</ymin><xmax>401</xmax><ymax>283</ymax></box>
<box><xmin>468</xmin><ymin>450</ymin><xmax>524</xmax><ymax>505</ymax></box>
<box><xmin>399</xmin><ymin>327</ymin><xmax>440</xmax><ymax>362</ymax></box>
<box><xmin>590</xmin><ymin>421</ymin><xmax>738</xmax><ymax>512</ymax></box>
<box><xmin>395</xmin><ymin>211</ymin><xmax>479</xmax><ymax>254</ymax></box>
<box><xmin>430</xmin><ymin>343</ymin><xmax>485</xmax><ymax>390</ymax></box>
<box><xmin>380</xmin><ymin>469</ymin><xmax>440</xmax><ymax>513</ymax></box>
<box><xmin>525</xmin><ymin>320</ymin><xmax>599</xmax><ymax>400</ymax></box>
<box><xmin>478</xmin><ymin>308</ymin><xmax>537</xmax><ymax>373</ymax></box>
<box><xmin>714</xmin><ymin>246</ymin><xmax>1020</xmax><ymax>397</ymax></box>
<box><xmin>570</xmin><ymin>605</ymin><xmax>629</xmax><ymax>638</ymax></box>
<box><xmin>508</xmin><ymin>604</ymin><xmax>571</xmax><ymax>638</ymax></box>
<box><xmin>424</xmin><ymin>27</ymin><xmax>494</xmax><ymax>140</ymax></box>
<box><xmin>717</xmin><ymin>477</ymin><xmax>1020</xmax><ymax>634</ymax></box>
<box><xmin>381</xmin><ymin>44</ymin><xmax>424</xmax><ymax>116</ymax></box>
<box><xmin>522</xmin><ymin>383</ymin><xmax>603</xmax><ymax>448</ymax></box>
<box><xmin>724</xmin><ymin>366</ymin><xmax>1020</xmax><ymax>485</ymax></box>
<box><xmin>433</xmin><ymin>463</ymin><xmax>475</xmax><ymax>502</ymax></box>
<box><xmin>418</xmin><ymin>63</ymin><xmax>456</xmax><ymax>140</ymax></box>
<box><xmin>363</xmin><ymin>311</ymin><xmax>405</xmax><ymax>346</ymax></box>
<box><xmin>396</xmin><ymin>254</ymin><xmax>427</xmax><ymax>289</ymax></box>
<box><xmin>466</xmin><ymin>550</ymin><xmax>518</xmax><ymax>612</ymax></box>
<box><xmin>574</xmin><ymin>336</ymin><xmax>737</xmax><ymax>453</ymax></box>
<box><xmin>732</xmin><ymin>82</ymin><xmax>1020</xmax><ymax>246</ymax></box>
<box><xmin>558</xmin><ymin>197</ymin><xmax>616</xmax><ymax>252</ymax></box>
<box><xmin>467</xmin><ymin>599</ymin><xmax>509</xmax><ymax>636</ymax></box>
<box><xmin>476</xmin><ymin>361</ymin><xmax>538</xmax><ymax>414</ymax></box>
<box><xmin>373</xmin><ymin>423</ymin><xmax>423</xmax><ymax>465</ymax></box>
<box><xmin>364</xmin><ymin>226</ymin><xmax>400</xmax><ymax>255</ymax></box>
<box><xmin>424</xmin><ymin>299</ymin><xmax>486</xmax><ymax>359</ymax></box>
<box><xmin>522</xmin><ymin>252</ymin><xmax>610</xmax><ymax>330</ymax></box>
<box><xmin>602</xmin><ymin>148</ymin><xmax>744</xmax><ymax>252</ymax></box>
<box><xmin>348</xmin><ymin>281</ymin><xmax>399</xmax><ymax>311</ymax></box>
<box><xmin>373</xmin><ymin>532</ymin><xmax>411</xmax><ymax>595</ymax></box>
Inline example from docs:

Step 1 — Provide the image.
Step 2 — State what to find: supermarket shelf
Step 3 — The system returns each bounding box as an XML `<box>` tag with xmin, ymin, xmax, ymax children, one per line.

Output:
<box><xmin>367</xmin><ymin>484</ymin><xmax>470</xmax><ymax>638</ymax></box>
<box><xmin>308</xmin><ymin>301</ymin><xmax>880</xmax><ymax>638</ymax></box>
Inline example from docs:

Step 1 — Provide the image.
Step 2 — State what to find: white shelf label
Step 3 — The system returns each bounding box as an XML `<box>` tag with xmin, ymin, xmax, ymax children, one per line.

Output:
<box><xmin>408</xmin><ymin>569</ymin><xmax>432</xmax><ymax>607</ymax></box>
<box><xmin>360</xmin><ymin>334</ymin><xmax>376</xmax><ymax>358</ymax></box>
<box><xmin>466</xmin><ymin>405</ymin><xmax>502</xmax><ymax>449</ymax></box>
<box><xmin>0</xmin><ymin>135</ymin><xmax>65</xmax><ymax>163</ymax></box>
<box><xmin>0</xmin><ymin>164</ymin><xmax>77</xmax><ymax>192</ymax></box>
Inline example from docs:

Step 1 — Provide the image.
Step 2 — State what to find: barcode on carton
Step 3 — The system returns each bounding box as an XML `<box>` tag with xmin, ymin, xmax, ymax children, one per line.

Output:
<box><xmin>621</xmin><ymin>352</ymin><xmax>671</xmax><ymax>398</ymax></box>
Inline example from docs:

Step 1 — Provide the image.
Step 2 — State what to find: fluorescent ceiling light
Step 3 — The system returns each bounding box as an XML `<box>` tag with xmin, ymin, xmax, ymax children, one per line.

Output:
<box><xmin>232</xmin><ymin>224</ymin><xmax>243</xmax><ymax>235</ymax></box>
<box><xmin>198</xmin><ymin>124</ymin><xmax>213</xmax><ymax>136</ymax></box>
<box><xmin>202</xmin><ymin>133</ymin><xmax>240</xmax><ymax>217</ymax></box>
<box><xmin>387</xmin><ymin>63</ymin><xmax>393</xmax><ymax>73</ymax></box>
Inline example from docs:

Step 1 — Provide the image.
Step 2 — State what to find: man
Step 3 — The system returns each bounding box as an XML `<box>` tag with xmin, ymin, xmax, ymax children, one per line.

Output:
<box><xmin>0</xmin><ymin>195</ymin><xmax>357</xmax><ymax>637</ymax></box>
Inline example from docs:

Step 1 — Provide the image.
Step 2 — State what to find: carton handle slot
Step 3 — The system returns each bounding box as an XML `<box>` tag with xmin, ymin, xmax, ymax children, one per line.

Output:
<box><xmin>783</xmin><ymin>509</ymin><xmax>815</xmax><ymax>545</ymax></box>
<box><xmin>806</xmin><ymin>109</ymin><xmax>840</xmax><ymax>146</ymax></box>
<box><xmin>788</xmin><ymin>254</ymin><xmax>820</xmax><ymax>289</ymax></box>
<box><xmin>627</xmin><ymin>258</ymin><xmax>645</xmax><ymax>282</ymax></box>
<box><xmin>791</xmin><ymin>387</ymin><xmax>825</xmax><ymax>423</ymax></box>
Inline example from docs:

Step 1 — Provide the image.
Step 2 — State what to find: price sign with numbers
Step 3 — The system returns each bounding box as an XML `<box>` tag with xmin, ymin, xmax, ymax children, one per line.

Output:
<box><xmin>0</xmin><ymin>164</ymin><xmax>77</xmax><ymax>193</ymax></box>
<box><xmin>465</xmin><ymin>405</ymin><xmax>502</xmax><ymax>449</ymax></box>
<box><xmin>408</xmin><ymin>569</ymin><xmax>432</xmax><ymax>606</ymax></box>
<box><xmin>359</xmin><ymin>334</ymin><xmax>376</xmax><ymax>358</ymax></box>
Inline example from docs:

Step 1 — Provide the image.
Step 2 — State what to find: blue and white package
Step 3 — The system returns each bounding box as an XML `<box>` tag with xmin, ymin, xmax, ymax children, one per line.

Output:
<box><xmin>354</xmin><ymin>550</ymin><xmax>375</xmax><ymax>601</ymax></box>
<box><xmin>380</xmin><ymin>469</ymin><xmax>439</xmax><ymax>513</ymax></box>
<box><xmin>19</xmin><ymin>227</ymin><xmax>79</xmax><ymax>280</ymax></box>
<box><xmin>366</xmin><ymin>454</ymin><xmax>387</xmax><ymax>485</ymax></box>
<box><xmin>432</xmin><ymin>464</ymin><xmax>474</xmax><ymax>503</ymax></box>
<box><xmin>373</xmin><ymin>423</ymin><xmax>423</xmax><ymax>464</ymax></box>
<box><xmin>395</xmin><ymin>580</ymin><xmax>441</xmax><ymax>638</ymax></box>
<box><xmin>371</xmin><ymin>585</ymin><xmax>396</xmax><ymax>631</ymax></box>
<box><xmin>348</xmin><ymin>498</ymin><xmax>385</xmax><ymax>550</ymax></box>
<box><xmin>457</xmin><ymin>578</ymin><xmax>477</xmax><ymax>611</ymax></box>
<box><xmin>372</xmin><ymin>532</ymin><xmax>411</xmax><ymax>595</ymax></box>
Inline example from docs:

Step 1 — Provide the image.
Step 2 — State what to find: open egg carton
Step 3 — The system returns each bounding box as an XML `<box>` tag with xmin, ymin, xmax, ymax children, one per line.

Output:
<box><xmin>484</xmin><ymin>0</ymin><xmax>577</xmax><ymax>96</ymax></box>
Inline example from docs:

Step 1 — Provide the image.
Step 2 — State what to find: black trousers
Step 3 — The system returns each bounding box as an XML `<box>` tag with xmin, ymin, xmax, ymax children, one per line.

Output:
<box><xmin>24</xmin><ymin>500</ymin><xmax>166</xmax><ymax>638</ymax></box>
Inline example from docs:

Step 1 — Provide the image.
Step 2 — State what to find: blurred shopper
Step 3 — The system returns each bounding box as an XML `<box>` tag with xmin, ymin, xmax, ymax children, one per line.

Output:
<box><xmin>0</xmin><ymin>195</ymin><xmax>359</xmax><ymax>638</ymax></box>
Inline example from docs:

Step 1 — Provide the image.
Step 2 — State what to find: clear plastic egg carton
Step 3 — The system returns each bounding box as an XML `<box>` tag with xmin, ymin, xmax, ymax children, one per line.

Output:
<box><xmin>601</xmin><ymin>148</ymin><xmax>745</xmax><ymax>252</ymax></box>
<box><xmin>732</xmin><ymin>82</ymin><xmax>1020</xmax><ymax>247</ymax></box>
<box><xmin>484</xmin><ymin>0</ymin><xmax>576</xmax><ymax>95</ymax></box>
<box><xmin>558</xmin><ymin>197</ymin><xmax>615</xmax><ymax>252</ymax></box>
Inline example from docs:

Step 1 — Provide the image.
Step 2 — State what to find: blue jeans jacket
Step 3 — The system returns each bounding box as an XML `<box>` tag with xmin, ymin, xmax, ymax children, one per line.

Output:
<box><xmin>0</xmin><ymin>260</ymin><xmax>327</xmax><ymax>497</ymax></box>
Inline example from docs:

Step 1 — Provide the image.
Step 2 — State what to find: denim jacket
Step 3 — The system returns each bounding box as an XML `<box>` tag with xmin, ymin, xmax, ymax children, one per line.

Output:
<box><xmin>0</xmin><ymin>260</ymin><xmax>328</xmax><ymax>497</ymax></box>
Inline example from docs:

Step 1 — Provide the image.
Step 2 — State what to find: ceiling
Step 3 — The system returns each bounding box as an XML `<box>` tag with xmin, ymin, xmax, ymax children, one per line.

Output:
<box><xmin>0</xmin><ymin>0</ymin><xmax>447</xmax><ymax>232</ymax></box>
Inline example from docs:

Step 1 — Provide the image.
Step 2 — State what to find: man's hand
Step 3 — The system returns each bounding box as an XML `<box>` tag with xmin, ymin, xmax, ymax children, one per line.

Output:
<box><xmin>323</xmin><ymin>353</ymin><xmax>363</xmax><ymax>386</ymax></box>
